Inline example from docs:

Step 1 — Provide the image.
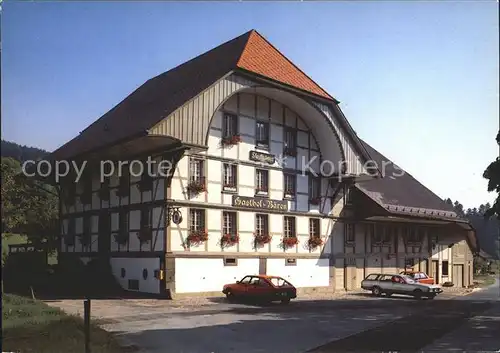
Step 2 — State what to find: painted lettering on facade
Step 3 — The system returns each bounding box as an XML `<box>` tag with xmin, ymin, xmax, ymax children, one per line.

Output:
<box><xmin>249</xmin><ymin>151</ymin><xmax>275</xmax><ymax>165</ymax></box>
<box><xmin>232</xmin><ymin>195</ymin><xmax>288</xmax><ymax>211</ymax></box>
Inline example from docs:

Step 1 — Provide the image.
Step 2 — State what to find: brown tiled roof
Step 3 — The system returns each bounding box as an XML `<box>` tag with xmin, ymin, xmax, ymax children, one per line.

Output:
<box><xmin>52</xmin><ymin>30</ymin><xmax>337</xmax><ymax>160</ymax></box>
<box><xmin>237</xmin><ymin>31</ymin><xmax>333</xmax><ymax>100</ymax></box>
<box><xmin>356</xmin><ymin>139</ymin><xmax>459</xmax><ymax>219</ymax></box>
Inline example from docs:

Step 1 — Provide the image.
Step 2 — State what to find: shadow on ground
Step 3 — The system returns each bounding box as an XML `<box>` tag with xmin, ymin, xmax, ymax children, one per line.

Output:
<box><xmin>100</xmin><ymin>299</ymin><xmax>498</xmax><ymax>353</ymax></box>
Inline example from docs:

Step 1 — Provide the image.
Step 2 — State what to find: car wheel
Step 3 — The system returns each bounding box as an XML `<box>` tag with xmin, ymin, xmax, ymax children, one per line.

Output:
<box><xmin>413</xmin><ymin>289</ymin><xmax>423</xmax><ymax>300</ymax></box>
<box><xmin>372</xmin><ymin>286</ymin><xmax>382</xmax><ymax>297</ymax></box>
<box><xmin>280</xmin><ymin>298</ymin><xmax>291</xmax><ymax>304</ymax></box>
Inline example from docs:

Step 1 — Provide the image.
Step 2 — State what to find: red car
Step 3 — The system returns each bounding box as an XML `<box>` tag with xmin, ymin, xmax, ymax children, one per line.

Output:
<box><xmin>399</xmin><ymin>270</ymin><xmax>435</xmax><ymax>285</ymax></box>
<box><xmin>222</xmin><ymin>275</ymin><xmax>297</xmax><ymax>304</ymax></box>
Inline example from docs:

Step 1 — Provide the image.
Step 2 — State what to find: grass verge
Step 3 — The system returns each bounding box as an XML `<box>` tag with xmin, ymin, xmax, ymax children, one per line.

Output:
<box><xmin>2</xmin><ymin>293</ymin><xmax>128</xmax><ymax>353</ymax></box>
<box><xmin>473</xmin><ymin>274</ymin><xmax>496</xmax><ymax>288</ymax></box>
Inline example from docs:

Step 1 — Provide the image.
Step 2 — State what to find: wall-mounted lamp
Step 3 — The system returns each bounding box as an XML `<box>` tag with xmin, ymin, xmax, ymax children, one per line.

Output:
<box><xmin>167</xmin><ymin>207</ymin><xmax>182</xmax><ymax>225</ymax></box>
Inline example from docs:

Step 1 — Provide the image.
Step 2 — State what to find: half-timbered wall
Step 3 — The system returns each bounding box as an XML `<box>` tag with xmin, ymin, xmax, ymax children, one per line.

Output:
<box><xmin>169</xmin><ymin>92</ymin><xmax>346</xmax><ymax>254</ymax></box>
<box><xmin>60</xmin><ymin>156</ymin><xmax>166</xmax><ymax>253</ymax></box>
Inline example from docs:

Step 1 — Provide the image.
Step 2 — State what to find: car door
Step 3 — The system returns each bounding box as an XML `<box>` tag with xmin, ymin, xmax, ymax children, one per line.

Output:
<box><xmin>234</xmin><ymin>275</ymin><xmax>252</xmax><ymax>296</ymax></box>
<box><xmin>391</xmin><ymin>275</ymin><xmax>408</xmax><ymax>294</ymax></box>
<box><xmin>249</xmin><ymin>277</ymin><xmax>272</xmax><ymax>299</ymax></box>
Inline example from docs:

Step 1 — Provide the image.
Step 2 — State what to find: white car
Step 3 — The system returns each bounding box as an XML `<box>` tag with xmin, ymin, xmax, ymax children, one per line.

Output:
<box><xmin>361</xmin><ymin>273</ymin><xmax>443</xmax><ymax>299</ymax></box>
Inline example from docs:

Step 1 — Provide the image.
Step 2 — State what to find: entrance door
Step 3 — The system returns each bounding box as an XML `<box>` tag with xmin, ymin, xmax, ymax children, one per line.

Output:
<box><xmin>453</xmin><ymin>265</ymin><xmax>464</xmax><ymax>288</ymax></box>
<box><xmin>98</xmin><ymin>212</ymin><xmax>111</xmax><ymax>256</ymax></box>
<box><xmin>431</xmin><ymin>260</ymin><xmax>439</xmax><ymax>284</ymax></box>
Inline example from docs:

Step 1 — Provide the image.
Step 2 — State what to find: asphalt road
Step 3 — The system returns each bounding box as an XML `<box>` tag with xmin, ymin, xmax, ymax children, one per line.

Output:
<box><xmin>49</xmin><ymin>281</ymin><xmax>500</xmax><ymax>353</ymax></box>
<box><xmin>309</xmin><ymin>279</ymin><xmax>500</xmax><ymax>353</ymax></box>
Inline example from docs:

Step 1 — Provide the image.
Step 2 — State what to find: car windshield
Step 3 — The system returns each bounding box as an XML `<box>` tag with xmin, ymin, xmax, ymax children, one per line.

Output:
<box><xmin>402</xmin><ymin>275</ymin><xmax>416</xmax><ymax>284</ymax></box>
<box><xmin>269</xmin><ymin>277</ymin><xmax>292</xmax><ymax>287</ymax></box>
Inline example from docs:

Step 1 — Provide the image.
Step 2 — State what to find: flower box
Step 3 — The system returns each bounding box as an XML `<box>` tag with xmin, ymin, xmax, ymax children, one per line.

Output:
<box><xmin>114</xmin><ymin>232</ymin><xmax>128</xmax><ymax>246</ymax></box>
<box><xmin>64</xmin><ymin>234</ymin><xmax>75</xmax><ymax>246</ymax></box>
<box><xmin>77</xmin><ymin>233</ymin><xmax>91</xmax><ymax>247</ymax></box>
<box><xmin>221</xmin><ymin>233</ymin><xmax>239</xmax><ymax>248</ymax></box>
<box><xmin>283</xmin><ymin>147</ymin><xmax>297</xmax><ymax>157</ymax></box>
<box><xmin>137</xmin><ymin>177</ymin><xmax>153</xmax><ymax>192</ymax></box>
<box><xmin>254</xmin><ymin>233</ymin><xmax>272</xmax><ymax>247</ymax></box>
<box><xmin>223</xmin><ymin>184</ymin><xmax>236</xmax><ymax>191</ymax></box>
<box><xmin>186</xmin><ymin>230</ymin><xmax>209</xmax><ymax>247</ymax></box>
<box><xmin>116</xmin><ymin>185</ymin><xmax>129</xmax><ymax>198</ymax></box>
<box><xmin>79</xmin><ymin>193</ymin><xmax>92</xmax><ymax>205</ymax></box>
<box><xmin>186</xmin><ymin>180</ymin><xmax>207</xmax><ymax>195</ymax></box>
<box><xmin>98</xmin><ymin>188</ymin><xmax>110</xmax><ymax>201</ymax></box>
<box><xmin>309</xmin><ymin>197</ymin><xmax>321</xmax><ymax>205</ymax></box>
<box><xmin>137</xmin><ymin>227</ymin><xmax>152</xmax><ymax>244</ymax></box>
<box><xmin>282</xmin><ymin>236</ymin><xmax>298</xmax><ymax>249</ymax></box>
<box><xmin>307</xmin><ymin>236</ymin><xmax>323</xmax><ymax>250</ymax></box>
<box><xmin>220</xmin><ymin>134</ymin><xmax>242</xmax><ymax>147</ymax></box>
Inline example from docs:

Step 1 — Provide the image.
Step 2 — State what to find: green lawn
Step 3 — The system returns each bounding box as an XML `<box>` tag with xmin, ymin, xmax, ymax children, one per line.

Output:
<box><xmin>2</xmin><ymin>294</ymin><xmax>128</xmax><ymax>353</ymax></box>
<box><xmin>473</xmin><ymin>274</ymin><xmax>496</xmax><ymax>287</ymax></box>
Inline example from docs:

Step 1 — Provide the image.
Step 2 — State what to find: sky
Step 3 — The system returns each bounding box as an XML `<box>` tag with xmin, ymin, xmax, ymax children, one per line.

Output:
<box><xmin>2</xmin><ymin>1</ymin><xmax>498</xmax><ymax>209</ymax></box>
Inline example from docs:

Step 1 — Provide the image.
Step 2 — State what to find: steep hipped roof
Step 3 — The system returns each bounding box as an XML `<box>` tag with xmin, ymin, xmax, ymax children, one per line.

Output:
<box><xmin>52</xmin><ymin>30</ymin><xmax>335</xmax><ymax>160</ymax></box>
<box><xmin>356</xmin><ymin>139</ymin><xmax>459</xmax><ymax>219</ymax></box>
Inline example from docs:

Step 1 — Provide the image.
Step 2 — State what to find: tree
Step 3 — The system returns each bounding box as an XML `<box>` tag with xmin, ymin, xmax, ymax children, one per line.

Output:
<box><xmin>484</xmin><ymin>131</ymin><xmax>500</xmax><ymax>220</ymax></box>
<box><xmin>1</xmin><ymin>157</ymin><xmax>58</xmax><ymax>249</ymax></box>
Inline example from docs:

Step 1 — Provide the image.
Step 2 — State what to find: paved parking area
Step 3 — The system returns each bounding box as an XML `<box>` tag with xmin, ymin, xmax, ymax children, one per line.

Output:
<box><xmin>47</xmin><ymin>293</ymin><xmax>449</xmax><ymax>353</ymax></box>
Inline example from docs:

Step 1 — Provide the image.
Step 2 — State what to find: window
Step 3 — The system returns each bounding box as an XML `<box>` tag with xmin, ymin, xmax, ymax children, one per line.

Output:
<box><xmin>255</xmin><ymin>214</ymin><xmax>269</xmax><ymax>236</ymax></box>
<box><xmin>223</xmin><ymin>113</ymin><xmax>238</xmax><ymax>138</ymax></box>
<box><xmin>224</xmin><ymin>258</ymin><xmax>238</xmax><ymax>266</ymax></box>
<box><xmin>141</xmin><ymin>206</ymin><xmax>151</xmax><ymax>229</ymax></box>
<box><xmin>139</xmin><ymin>170</ymin><xmax>153</xmax><ymax>191</ymax></box>
<box><xmin>255</xmin><ymin>121</ymin><xmax>269</xmax><ymax>148</ymax></box>
<box><xmin>128</xmin><ymin>279</ymin><xmax>139</xmax><ymax>290</ymax></box>
<box><xmin>383</xmin><ymin>226</ymin><xmax>393</xmax><ymax>243</ymax></box>
<box><xmin>365</xmin><ymin>274</ymin><xmax>379</xmax><ymax>280</ymax></box>
<box><xmin>405</xmin><ymin>258</ymin><xmax>415</xmax><ymax>268</ymax></box>
<box><xmin>98</xmin><ymin>213</ymin><xmax>110</xmax><ymax>235</ymax></box>
<box><xmin>223</xmin><ymin>211</ymin><xmax>237</xmax><ymax>236</ymax></box>
<box><xmin>189</xmin><ymin>158</ymin><xmax>204</xmax><ymax>183</ymax></box>
<box><xmin>408</xmin><ymin>228</ymin><xmax>422</xmax><ymax>244</ymax></box>
<box><xmin>309</xmin><ymin>177</ymin><xmax>321</xmax><ymax>200</ymax></box>
<box><xmin>255</xmin><ymin>169</ymin><xmax>269</xmax><ymax>193</ymax></box>
<box><xmin>346</xmin><ymin>223</ymin><xmax>355</xmax><ymax>243</ymax></box>
<box><xmin>79</xmin><ymin>174</ymin><xmax>93</xmax><ymax>204</ymax></box>
<box><xmin>284</xmin><ymin>216</ymin><xmax>296</xmax><ymax>238</ymax></box>
<box><xmin>373</xmin><ymin>224</ymin><xmax>383</xmax><ymax>244</ymax></box>
<box><xmin>223</xmin><ymin>163</ymin><xmax>237</xmax><ymax>190</ymax></box>
<box><xmin>344</xmin><ymin>186</ymin><xmax>353</xmax><ymax>205</ymax></box>
<box><xmin>269</xmin><ymin>276</ymin><xmax>293</xmax><ymax>286</ymax></box>
<box><xmin>100</xmin><ymin>177</ymin><xmax>110</xmax><ymax>200</ymax></box>
<box><xmin>283</xmin><ymin>174</ymin><xmax>296</xmax><ymax>198</ymax></box>
<box><xmin>239</xmin><ymin>276</ymin><xmax>252</xmax><ymax>284</ymax></box>
<box><xmin>82</xmin><ymin>173</ymin><xmax>93</xmax><ymax>195</ymax></box>
<box><xmin>309</xmin><ymin>218</ymin><xmax>320</xmax><ymax>237</ymax></box>
<box><xmin>119</xmin><ymin>210</ymin><xmax>129</xmax><ymax>233</ymax></box>
<box><xmin>442</xmin><ymin>261</ymin><xmax>449</xmax><ymax>276</ymax></box>
<box><xmin>189</xmin><ymin>209</ymin><xmax>205</xmax><ymax>232</ymax></box>
<box><xmin>68</xmin><ymin>218</ymin><xmax>76</xmax><ymax>236</ymax></box>
<box><xmin>284</xmin><ymin>128</ymin><xmax>296</xmax><ymax>155</ymax></box>
<box><xmin>118</xmin><ymin>171</ymin><xmax>130</xmax><ymax>197</ymax></box>
<box><xmin>83</xmin><ymin>215</ymin><xmax>91</xmax><ymax>236</ymax></box>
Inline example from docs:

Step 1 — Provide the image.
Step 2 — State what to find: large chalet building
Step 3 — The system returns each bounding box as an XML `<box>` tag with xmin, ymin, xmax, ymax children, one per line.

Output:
<box><xmin>50</xmin><ymin>30</ymin><xmax>478</xmax><ymax>297</ymax></box>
